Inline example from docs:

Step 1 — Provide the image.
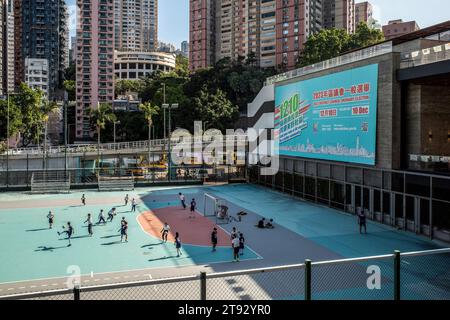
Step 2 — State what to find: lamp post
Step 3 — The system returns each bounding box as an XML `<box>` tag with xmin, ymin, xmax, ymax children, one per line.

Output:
<box><xmin>113</xmin><ymin>120</ymin><xmax>121</xmax><ymax>146</ymax></box>
<box><xmin>6</xmin><ymin>93</ymin><xmax>10</xmax><ymax>188</ymax></box>
<box><xmin>162</xmin><ymin>103</ymin><xmax>178</xmax><ymax>182</ymax></box>
<box><xmin>162</xmin><ymin>83</ymin><xmax>166</xmax><ymax>140</ymax></box>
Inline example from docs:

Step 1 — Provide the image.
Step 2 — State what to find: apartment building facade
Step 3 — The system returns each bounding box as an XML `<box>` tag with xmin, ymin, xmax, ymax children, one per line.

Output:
<box><xmin>355</xmin><ymin>1</ymin><xmax>373</xmax><ymax>27</ymax></box>
<box><xmin>19</xmin><ymin>0</ymin><xmax>68</xmax><ymax>99</ymax></box>
<box><xmin>0</xmin><ymin>0</ymin><xmax>15</xmax><ymax>95</ymax></box>
<box><xmin>383</xmin><ymin>20</ymin><xmax>420</xmax><ymax>40</ymax></box>
<box><xmin>322</xmin><ymin>0</ymin><xmax>355</xmax><ymax>33</ymax></box>
<box><xmin>24</xmin><ymin>58</ymin><xmax>49</xmax><ymax>96</ymax></box>
<box><xmin>189</xmin><ymin>0</ymin><xmax>323</xmax><ymax>72</ymax></box>
<box><xmin>76</xmin><ymin>0</ymin><xmax>115</xmax><ymax>141</ymax></box>
<box><xmin>114</xmin><ymin>0</ymin><xmax>158</xmax><ymax>51</ymax></box>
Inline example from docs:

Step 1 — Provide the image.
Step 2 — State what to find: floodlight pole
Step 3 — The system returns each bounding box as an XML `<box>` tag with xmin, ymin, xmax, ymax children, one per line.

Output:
<box><xmin>6</xmin><ymin>93</ymin><xmax>10</xmax><ymax>188</ymax></box>
<box><xmin>163</xmin><ymin>103</ymin><xmax>178</xmax><ymax>182</ymax></box>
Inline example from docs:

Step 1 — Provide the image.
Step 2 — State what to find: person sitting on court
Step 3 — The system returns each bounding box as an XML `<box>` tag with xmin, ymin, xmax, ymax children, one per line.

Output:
<box><xmin>265</xmin><ymin>219</ymin><xmax>275</xmax><ymax>229</ymax></box>
<box><xmin>257</xmin><ymin>218</ymin><xmax>266</xmax><ymax>228</ymax></box>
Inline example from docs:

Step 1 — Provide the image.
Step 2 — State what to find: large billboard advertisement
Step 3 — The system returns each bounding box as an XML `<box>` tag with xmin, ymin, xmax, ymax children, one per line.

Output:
<box><xmin>274</xmin><ymin>64</ymin><xmax>379</xmax><ymax>165</ymax></box>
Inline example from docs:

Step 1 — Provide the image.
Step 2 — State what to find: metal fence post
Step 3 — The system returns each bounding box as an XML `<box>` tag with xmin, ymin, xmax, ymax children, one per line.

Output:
<box><xmin>394</xmin><ymin>250</ymin><xmax>401</xmax><ymax>301</ymax></box>
<box><xmin>200</xmin><ymin>272</ymin><xmax>207</xmax><ymax>300</ymax></box>
<box><xmin>73</xmin><ymin>284</ymin><xmax>80</xmax><ymax>301</ymax></box>
<box><xmin>305</xmin><ymin>260</ymin><xmax>312</xmax><ymax>300</ymax></box>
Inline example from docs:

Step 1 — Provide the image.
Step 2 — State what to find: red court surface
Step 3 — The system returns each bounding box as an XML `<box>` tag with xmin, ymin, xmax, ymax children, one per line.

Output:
<box><xmin>138</xmin><ymin>206</ymin><xmax>230</xmax><ymax>247</ymax></box>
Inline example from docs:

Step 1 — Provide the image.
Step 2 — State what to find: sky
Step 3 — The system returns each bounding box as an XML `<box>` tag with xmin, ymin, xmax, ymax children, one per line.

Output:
<box><xmin>67</xmin><ymin>0</ymin><xmax>449</xmax><ymax>47</ymax></box>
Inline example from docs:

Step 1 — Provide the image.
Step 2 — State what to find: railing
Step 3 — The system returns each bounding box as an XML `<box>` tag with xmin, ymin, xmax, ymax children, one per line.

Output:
<box><xmin>1</xmin><ymin>248</ymin><xmax>449</xmax><ymax>300</ymax></box>
<box><xmin>265</xmin><ymin>42</ymin><xmax>393</xmax><ymax>86</ymax></box>
<box><xmin>2</xmin><ymin>139</ymin><xmax>168</xmax><ymax>156</ymax></box>
<box><xmin>2</xmin><ymin>135</ymin><xmax>248</xmax><ymax>156</ymax></box>
<box><xmin>400</xmin><ymin>42</ymin><xmax>450</xmax><ymax>69</ymax></box>
<box><xmin>0</xmin><ymin>165</ymin><xmax>247</xmax><ymax>189</ymax></box>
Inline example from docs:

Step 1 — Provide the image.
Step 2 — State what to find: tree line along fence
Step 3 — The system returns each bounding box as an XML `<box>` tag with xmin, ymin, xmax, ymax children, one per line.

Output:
<box><xmin>1</xmin><ymin>248</ymin><xmax>449</xmax><ymax>300</ymax></box>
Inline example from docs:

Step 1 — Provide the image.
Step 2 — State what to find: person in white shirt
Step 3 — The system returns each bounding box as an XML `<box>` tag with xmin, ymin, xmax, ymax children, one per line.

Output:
<box><xmin>161</xmin><ymin>223</ymin><xmax>170</xmax><ymax>243</ymax></box>
<box><xmin>232</xmin><ymin>235</ymin><xmax>240</xmax><ymax>262</ymax></box>
<box><xmin>84</xmin><ymin>213</ymin><xmax>93</xmax><ymax>237</ymax></box>
<box><xmin>131</xmin><ymin>198</ymin><xmax>137</xmax><ymax>212</ymax></box>
<box><xmin>47</xmin><ymin>211</ymin><xmax>54</xmax><ymax>229</ymax></box>
<box><xmin>179</xmin><ymin>193</ymin><xmax>186</xmax><ymax>209</ymax></box>
<box><xmin>97</xmin><ymin>209</ymin><xmax>106</xmax><ymax>224</ymax></box>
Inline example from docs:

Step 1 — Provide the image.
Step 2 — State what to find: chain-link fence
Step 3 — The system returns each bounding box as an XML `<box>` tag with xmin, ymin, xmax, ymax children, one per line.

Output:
<box><xmin>1</xmin><ymin>248</ymin><xmax>449</xmax><ymax>300</ymax></box>
<box><xmin>399</xmin><ymin>250</ymin><xmax>450</xmax><ymax>300</ymax></box>
<box><xmin>311</xmin><ymin>255</ymin><xmax>394</xmax><ymax>300</ymax></box>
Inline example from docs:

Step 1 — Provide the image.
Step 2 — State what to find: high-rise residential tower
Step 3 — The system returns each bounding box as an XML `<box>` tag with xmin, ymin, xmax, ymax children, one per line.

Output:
<box><xmin>355</xmin><ymin>1</ymin><xmax>373</xmax><ymax>27</ymax></box>
<box><xmin>181</xmin><ymin>41</ymin><xmax>189</xmax><ymax>57</ymax></box>
<box><xmin>114</xmin><ymin>0</ymin><xmax>158</xmax><ymax>51</ymax></box>
<box><xmin>189</xmin><ymin>0</ymin><xmax>323</xmax><ymax>72</ymax></box>
<box><xmin>13</xmin><ymin>0</ymin><xmax>22</xmax><ymax>90</ymax></box>
<box><xmin>189</xmin><ymin>0</ymin><xmax>216</xmax><ymax>71</ymax></box>
<box><xmin>1</xmin><ymin>0</ymin><xmax>15</xmax><ymax>95</ymax></box>
<box><xmin>76</xmin><ymin>0</ymin><xmax>114</xmax><ymax>141</ymax></box>
<box><xmin>19</xmin><ymin>0</ymin><xmax>69</xmax><ymax>99</ymax></box>
<box><xmin>322</xmin><ymin>0</ymin><xmax>355</xmax><ymax>33</ymax></box>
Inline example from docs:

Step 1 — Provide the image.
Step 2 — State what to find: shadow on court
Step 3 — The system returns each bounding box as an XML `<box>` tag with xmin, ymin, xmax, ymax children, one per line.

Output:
<box><xmin>148</xmin><ymin>255</ymin><xmax>179</xmax><ymax>262</ymax></box>
<box><xmin>101</xmin><ymin>234</ymin><xmax>121</xmax><ymax>239</ymax></box>
<box><xmin>141</xmin><ymin>243</ymin><xmax>163</xmax><ymax>248</ymax></box>
<box><xmin>58</xmin><ymin>235</ymin><xmax>91</xmax><ymax>240</ymax></box>
<box><xmin>26</xmin><ymin>228</ymin><xmax>50</xmax><ymax>232</ymax></box>
<box><xmin>101</xmin><ymin>241</ymin><xmax>124</xmax><ymax>246</ymax></box>
<box><xmin>35</xmin><ymin>245</ymin><xmax>69</xmax><ymax>252</ymax></box>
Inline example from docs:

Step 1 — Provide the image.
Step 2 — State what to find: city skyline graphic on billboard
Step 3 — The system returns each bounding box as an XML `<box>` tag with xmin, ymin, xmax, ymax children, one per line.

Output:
<box><xmin>274</xmin><ymin>64</ymin><xmax>379</xmax><ymax>165</ymax></box>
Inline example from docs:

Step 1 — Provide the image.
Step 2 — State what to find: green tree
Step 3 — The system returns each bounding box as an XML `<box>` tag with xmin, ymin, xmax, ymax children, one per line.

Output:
<box><xmin>297</xmin><ymin>25</ymin><xmax>385</xmax><ymax>67</ymax></box>
<box><xmin>90</xmin><ymin>103</ymin><xmax>117</xmax><ymax>161</ymax></box>
<box><xmin>13</xmin><ymin>83</ymin><xmax>46</xmax><ymax>146</ymax></box>
<box><xmin>115</xmin><ymin>79</ymin><xmax>144</xmax><ymax>97</ymax></box>
<box><xmin>65</xmin><ymin>63</ymin><xmax>76</xmax><ymax>81</ymax></box>
<box><xmin>63</xmin><ymin>80</ymin><xmax>76</xmax><ymax>101</ymax></box>
<box><xmin>298</xmin><ymin>28</ymin><xmax>351</xmax><ymax>67</ymax></box>
<box><xmin>192</xmin><ymin>87</ymin><xmax>239</xmax><ymax>132</ymax></box>
<box><xmin>0</xmin><ymin>98</ymin><xmax>22</xmax><ymax>142</ymax></box>
<box><xmin>348</xmin><ymin>22</ymin><xmax>385</xmax><ymax>50</ymax></box>
<box><xmin>175</xmin><ymin>54</ymin><xmax>189</xmax><ymax>77</ymax></box>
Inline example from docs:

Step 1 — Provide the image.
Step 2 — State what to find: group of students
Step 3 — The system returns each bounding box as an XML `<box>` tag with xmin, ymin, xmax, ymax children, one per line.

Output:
<box><xmin>46</xmin><ymin>193</ymin><xmax>140</xmax><ymax>247</ymax></box>
<box><xmin>257</xmin><ymin>218</ymin><xmax>275</xmax><ymax>229</ymax></box>
<box><xmin>160</xmin><ymin>222</ymin><xmax>182</xmax><ymax>257</ymax></box>
<box><xmin>51</xmin><ymin>213</ymin><xmax>129</xmax><ymax>246</ymax></box>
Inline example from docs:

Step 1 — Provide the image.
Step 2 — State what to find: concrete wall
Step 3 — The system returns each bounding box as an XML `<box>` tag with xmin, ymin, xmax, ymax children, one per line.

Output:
<box><xmin>421</xmin><ymin>85</ymin><xmax>450</xmax><ymax>155</ymax></box>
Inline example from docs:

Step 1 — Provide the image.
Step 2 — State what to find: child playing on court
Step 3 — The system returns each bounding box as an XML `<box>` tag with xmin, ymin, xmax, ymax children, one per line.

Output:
<box><xmin>175</xmin><ymin>232</ymin><xmax>182</xmax><ymax>257</ymax></box>
<box><xmin>232</xmin><ymin>235</ymin><xmax>240</xmax><ymax>262</ymax></box>
<box><xmin>81</xmin><ymin>194</ymin><xmax>86</xmax><ymax>206</ymax></box>
<box><xmin>47</xmin><ymin>211</ymin><xmax>54</xmax><ymax>229</ymax></box>
<box><xmin>131</xmin><ymin>198</ymin><xmax>137</xmax><ymax>212</ymax></box>
<box><xmin>97</xmin><ymin>209</ymin><xmax>106</xmax><ymax>224</ymax></box>
<box><xmin>124</xmin><ymin>194</ymin><xmax>129</xmax><ymax>206</ymax></box>
<box><xmin>84</xmin><ymin>214</ymin><xmax>93</xmax><ymax>237</ymax></box>
<box><xmin>189</xmin><ymin>198</ymin><xmax>196</xmax><ymax>218</ymax></box>
<box><xmin>161</xmin><ymin>223</ymin><xmax>170</xmax><ymax>243</ymax></box>
<box><xmin>239</xmin><ymin>232</ymin><xmax>245</xmax><ymax>256</ymax></box>
<box><xmin>118</xmin><ymin>218</ymin><xmax>128</xmax><ymax>242</ymax></box>
<box><xmin>58</xmin><ymin>222</ymin><xmax>74</xmax><ymax>247</ymax></box>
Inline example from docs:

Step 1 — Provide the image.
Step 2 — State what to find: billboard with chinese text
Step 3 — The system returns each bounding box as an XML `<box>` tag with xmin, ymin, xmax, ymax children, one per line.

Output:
<box><xmin>274</xmin><ymin>64</ymin><xmax>379</xmax><ymax>165</ymax></box>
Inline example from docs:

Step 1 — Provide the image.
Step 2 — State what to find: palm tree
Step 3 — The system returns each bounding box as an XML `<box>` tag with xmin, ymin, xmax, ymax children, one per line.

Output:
<box><xmin>139</xmin><ymin>102</ymin><xmax>159</xmax><ymax>176</ymax></box>
<box><xmin>90</xmin><ymin>103</ymin><xmax>117</xmax><ymax>165</ymax></box>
